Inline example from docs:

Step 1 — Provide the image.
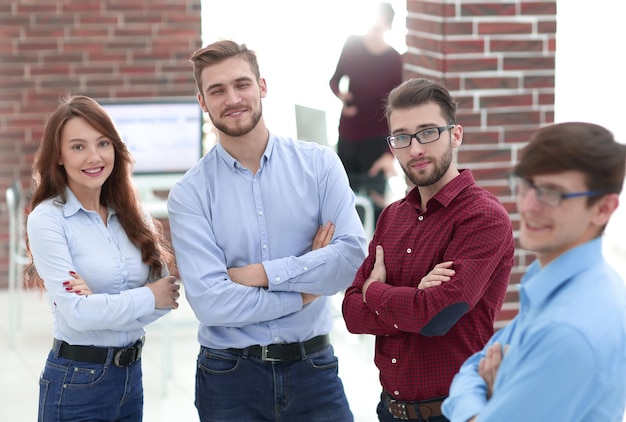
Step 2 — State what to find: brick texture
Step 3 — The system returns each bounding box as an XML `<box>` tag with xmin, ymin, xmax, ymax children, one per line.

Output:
<box><xmin>0</xmin><ymin>0</ymin><xmax>201</xmax><ymax>288</ymax></box>
<box><xmin>1</xmin><ymin>0</ymin><xmax>557</xmax><ymax>328</ymax></box>
<box><xmin>405</xmin><ymin>0</ymin><xmax>557</xmax><ymax>325</ymax></box>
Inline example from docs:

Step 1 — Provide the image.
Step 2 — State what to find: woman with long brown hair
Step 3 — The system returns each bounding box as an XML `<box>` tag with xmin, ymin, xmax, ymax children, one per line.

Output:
<box><xmin>26</xmin><ymin>94</ymin><xmax>179</xmax><ymax>421</ymax></box>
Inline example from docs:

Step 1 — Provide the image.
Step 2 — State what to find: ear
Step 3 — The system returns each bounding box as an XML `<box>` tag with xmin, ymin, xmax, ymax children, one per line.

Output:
<box><xmin>58</xmin><ymin>158</ymin><xmax>63</xmax><ymax>165</ymax></box>
<box><xmin>197</xmin><ymin>92</ymin><xmax>208</xmax><ymax>113</ymax></box>
<box><xmin>259</xmin><ymin>77</ymin><xmax>267</xmax><ymax>98</ymax></box>
<box><xmin>592</xmin><ymin>193</ymin><xmax>619</xmax><ymax>227</ymax></box>
<box><xmin>451</xmin><ymin>124</ymin><xmax>463</xmax><ymax>148</ymax></box>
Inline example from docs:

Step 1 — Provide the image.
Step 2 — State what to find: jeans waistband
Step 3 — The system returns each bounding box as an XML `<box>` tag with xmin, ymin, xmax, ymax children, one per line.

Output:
<box><xmin>223</xmin><ymin>334</ymin><xmax>330</xmax><ymax>361</ymax></box>
<box><xmin>52</xmin><ymin>337</ymin><xmax>144</xmax><ymax>368</ymax></box>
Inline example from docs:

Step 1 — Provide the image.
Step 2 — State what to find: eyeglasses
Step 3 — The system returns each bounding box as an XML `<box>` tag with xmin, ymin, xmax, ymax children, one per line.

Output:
<box><xmin>508</xmin><ymin>174</ymin><xmax>605</xmax><ymax>207</ymax></box>
<box><xmin>387</xmin><ymin>125</ymin><xmax>455</xmax><ymax>149</ymax></box>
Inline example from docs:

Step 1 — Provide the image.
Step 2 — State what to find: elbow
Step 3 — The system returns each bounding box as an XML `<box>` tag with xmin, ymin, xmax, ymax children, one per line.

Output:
<box><xmin>420</xmin><ymin>302</ymin><xmax>469</xmax><ymax>337</ymax></box>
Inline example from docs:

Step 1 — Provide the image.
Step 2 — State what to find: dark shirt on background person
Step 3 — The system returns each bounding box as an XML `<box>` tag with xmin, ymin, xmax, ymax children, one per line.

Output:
<box><xmin>329</xmin><ymin>2</ymin><xmax>403</xmax><ymax>220</ymax></box>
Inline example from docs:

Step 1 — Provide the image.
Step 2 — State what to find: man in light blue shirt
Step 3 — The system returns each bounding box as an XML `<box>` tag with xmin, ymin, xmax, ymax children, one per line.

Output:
<box><xmin>167</xmin><ymin>40</ymin><xmax>367</xmax><ymax>421</ymax></box>
<box><xmin>442</xmin><ymin>122</ymin><xmax>626</xmax><ymax>421</ymax></box>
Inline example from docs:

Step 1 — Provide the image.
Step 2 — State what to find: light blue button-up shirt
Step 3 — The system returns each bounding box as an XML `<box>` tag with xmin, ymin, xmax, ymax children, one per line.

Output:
<box><xmin>27</xmin><ymin>188</ymin><xmax>169</xmax><ymax>347</ymax></box>
<box><xmin>167</xmin><ymin>133</ymin><xmax>367</xmax><ymax>349</ymax></box>
<box><xmin>442</xmin><ymin>237</ymin><xmax>626</xmax><ymax>421</ymax></box>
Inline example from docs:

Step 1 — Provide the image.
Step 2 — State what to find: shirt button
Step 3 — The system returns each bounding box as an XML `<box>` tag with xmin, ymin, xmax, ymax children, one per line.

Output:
<box><xmin>418</xmin><ymin>216</ymin><xmax>424</xmax><ymax>221</ymax></box>
<box><xmin>393</xmin><ymin>324</ymin><xmax>398</xmax><ymax>329</ymax></box>
<box><xmin>406</xmin><ymin>248</ymin><xmax>412</xmax><ymax>254</ymax></box>
<box><xmin>391</xmin><ymin>358</ymin><xmax>397</xmax><ymax>364</ymax></box>
<box><xmin>274</xmin><ymin>337</ymin><xmax>280</xmax><ymax>342</ymax></box>
<box><xmin>375</xmin><ymin>310</ymin><xmax>379</xmax><ymax>315</ymax></box>
<box><xmin>303</xmin><ymin>266</ymin><xmax>308</xmax><ymax>271</ymax></box>
<box><xmin>258</xmin><ymin>210</ymin><xmax>263</xmax><ymax>216</ymax></box>
<box><xmin>394</xmin><ymin>391</ymin><xmax>400</xmax><ymax>396</ymax></box>
<box><xmin>275</xmin><ymin>277</ymin><xmax>281</xmax><ymax>282</ymax></box>
<box><xmin>262</xmin><ymin>244</ymin><xmax>267</xmax><ymax>250</ymax></box>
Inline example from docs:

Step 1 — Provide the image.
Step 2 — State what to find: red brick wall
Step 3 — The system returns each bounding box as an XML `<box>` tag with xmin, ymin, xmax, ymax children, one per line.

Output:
<box><xmin>405</xmin><ymin>0</ymin><xmax>557</xmax><ymax>326</ymax></box>
<box><xmin>0</xmin><ymin>1</ymin><xmax>557</xmax><ymax>325</ymax></box>
<box><xmin>0</xmin><ymin>0</ymin><xmax>202</xmax><ymax>288</ymax></box>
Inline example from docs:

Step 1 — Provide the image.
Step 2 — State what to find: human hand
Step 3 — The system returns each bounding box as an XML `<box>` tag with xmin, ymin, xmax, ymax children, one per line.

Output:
<box><xmin>228</xmin><ymin>263</ymin><xmax>269</xmax><ymax>287</ymax></box>
<box><xmin>478</xmin><ymin>342</ymin><xmax>509</xmax><ymax>399</ymax></box>
<box><xmin>63</xmin><ymin>271</ymin><xmax>93</xmax><ymax>296</ymax></box>
<box><xmin>146</xmin><ymin>276</ymin><xmax>180</xmax><ymax>309</ymax></box>
<box><xmin>301</xmin><ymin>292</ymin><xmax>320</xmax><ymax>305</ymax></box>
<box><xmin>368</xmin><ymin>153</ymin><xmax>397</xmax><ymax>179</ymax></box>
<box><xmin>312</xmin><ymin>222</ymin><xmax>335</xmax><ymax>250</ymax></box>
<box><xmin>342</xmin><ymin>104</ymin><xmax>358</xmax><ymax>117</ymax></box>
<box><xmin>418</xmin><ymin>261</ymin><xmax>455</xmax><ymax>290</ymax></box>
<box><xmin>362</xmin><ymin>245</ymin><xmax>386</xmax><ymax>302</ymax></box>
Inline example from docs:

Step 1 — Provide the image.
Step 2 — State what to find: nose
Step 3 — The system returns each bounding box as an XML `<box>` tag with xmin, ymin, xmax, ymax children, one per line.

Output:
<box><xmin>407</xmin><ymin>136</ymin><xmax>426</xmax><ymax>156</ymax></box>
<box><xmin>86</xmin><ymin>145</ymin><xmax>102</xmax><ymax>163</ymax></box>
<box><xmin>224</xmin><ymin>87</ymin><xmax>241</xmax><ymax>105</ymax></box>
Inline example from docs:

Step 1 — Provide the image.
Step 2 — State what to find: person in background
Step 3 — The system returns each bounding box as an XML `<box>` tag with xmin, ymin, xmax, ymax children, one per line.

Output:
<box><xmin>329</xmin><ymin>1</ymin><xmax>404</xmax><ymax>221</ymax></box>
<box><xmin>25</xmin><ymin>94</ymin><xmax>180</xmax><ymax>421</ymax></box>
<box><xmin>342</xmin><ymin>78</ymin><xmax>515</xmax><ymax>422</ymax></box>
<box><xmin>442</xmin><ymin>122</ymin><xmax>626</xmax><ymax>422</ymax></box>
<box><xmin>167</xmin><ymin>40</ymin><xmax>367</xmax><ymax>422</ymax></box>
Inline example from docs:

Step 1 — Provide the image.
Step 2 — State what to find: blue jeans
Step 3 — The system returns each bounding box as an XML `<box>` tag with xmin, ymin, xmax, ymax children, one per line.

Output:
<box><xmin>195</xmin><ymin>344</ymin><xmax>353</xmax><ymax>421</ymax></box>
<box><xmin>38</xmin><ymin>348</ymin><xmax>143</xmax><ymax>421</ymax></box>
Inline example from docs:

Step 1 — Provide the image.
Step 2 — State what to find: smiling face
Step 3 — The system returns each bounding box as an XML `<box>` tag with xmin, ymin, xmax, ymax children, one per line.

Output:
<box><xmin>58</xmin><ymin>116</ymin><xmax>114</xmax><ymax>196</ymax></box>
<box><xmin>517</xmin><ymin>171</ymin><xmax>616</xmax><ymax>266</ymax></box>
<box><xmin>197</xmin><ymin>56</ymin><xmax>266</xmax><ymax>138</ymax></box>
<box><xmin>388</xmin><ymin>102</ymin><xmax>463</xmax><ymax>191</ymax></box>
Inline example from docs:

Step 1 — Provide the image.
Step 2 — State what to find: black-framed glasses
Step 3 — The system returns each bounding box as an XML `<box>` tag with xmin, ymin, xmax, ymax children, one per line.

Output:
<box><xmin>386</xmin><ymin>125</ymin><xmax>455</xmax><ymax>149</ymax></box>
<box><xmin>508</xmin><ymin>174</ymin><xmax>606</xmax><ymax>207</ymax></box>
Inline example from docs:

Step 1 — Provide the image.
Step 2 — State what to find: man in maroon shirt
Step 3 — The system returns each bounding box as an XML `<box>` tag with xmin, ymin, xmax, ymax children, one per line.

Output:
<box><xmin>329</xmin><ymin>2</ymin><xmax>403</xmax><ymax>221</ymax></box>
<box><xmin>342</xmin><ymin>78</ymin><xmax>514</xmax><ymax>422</ymax></box>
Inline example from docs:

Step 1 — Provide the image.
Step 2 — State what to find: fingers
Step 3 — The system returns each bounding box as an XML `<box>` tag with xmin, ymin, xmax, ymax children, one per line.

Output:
<box><xmin>418</xmin><ymin>261</ymin><xmax>455</xmax><ymax>290</ymax></box>
<box><xmin>478</xmin><ymin>342</ymin><xmax>505</xmax><ymax>399</ymax></box>
<box><xmin>312</xmin><ymin>222</ymin><xmax>335</xmax><ymax>250</ymax></box>
<box><xmin>64</xmin><ymin>271</ymin><xmax>93</xmax><ymax>295</ymax></box>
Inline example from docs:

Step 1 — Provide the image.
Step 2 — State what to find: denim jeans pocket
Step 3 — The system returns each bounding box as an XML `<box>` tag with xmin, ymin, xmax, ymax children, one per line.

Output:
<box><xmin>198</xmin><ymin>348</ymin><xmax>241</xmax><ymax>375</ymax></box>
<box><xmin>38</xmin><ymin>375</ymin><xmax>49</xmax><ymax>422</ymax></box>
<box><xmin>307</xmin><ymin>345</ymin><xmax>339</xmax><ymax>370</ymax></box>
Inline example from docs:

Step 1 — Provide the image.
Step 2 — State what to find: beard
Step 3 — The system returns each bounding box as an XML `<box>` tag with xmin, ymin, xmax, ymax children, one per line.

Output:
<box><xmin>209</xmin><ymin>101</ymin><xmax>263</xmax><ymax>137</ymax></box>
<box><xmin>402</xmin><ymin>141</ymin><xmax>453</xmax><ymax>187</ymax></box>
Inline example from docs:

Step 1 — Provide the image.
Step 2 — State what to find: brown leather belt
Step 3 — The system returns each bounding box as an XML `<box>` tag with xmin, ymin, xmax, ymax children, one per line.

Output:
<box><xmin>383</xmin><ymin>391</ymin><xmax>446</xmax><ymax>421</ymax></box>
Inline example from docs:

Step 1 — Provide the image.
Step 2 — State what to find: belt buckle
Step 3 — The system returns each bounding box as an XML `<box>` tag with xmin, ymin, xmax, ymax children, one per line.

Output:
<box><xmin>260</xmin><ymin>345</ymin><xmax>280</xmax><ymax>362</ymax></box>
<box><xmin>113</xmin><ymin>340</ymin><xmax>142</xmax><ymax>367</ymax></box>
<box><xmin>388</xmin><ymin>399</ymin><xmax>410</xmax><ymax>420</ymax></box>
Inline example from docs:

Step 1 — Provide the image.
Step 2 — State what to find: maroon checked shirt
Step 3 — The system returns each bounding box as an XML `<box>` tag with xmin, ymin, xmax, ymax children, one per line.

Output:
<box><xmin>342</xmin><ymin>169</ymin><xmax>514</xmax><ymax>402</ymax></box>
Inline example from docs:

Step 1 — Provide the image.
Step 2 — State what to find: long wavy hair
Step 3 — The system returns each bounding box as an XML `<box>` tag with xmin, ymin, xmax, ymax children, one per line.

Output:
<box><xmin>25</xmin><ymin>94</ymin><xmax>175</xmax><ymax>289</ymax></box>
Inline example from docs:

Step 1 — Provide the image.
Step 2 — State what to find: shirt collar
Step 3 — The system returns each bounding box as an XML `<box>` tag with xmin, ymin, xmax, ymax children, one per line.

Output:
<box><xmin>60</xmin><ymin>187</ymin><xmax>114</xmax><ymax>219</ymax></box>
<box><xmin>521</xmin><ymin>237</ymin><xmax>605</xmax><ymax>307</ymax></box>
<box><xmin>216</xmin><ymin>133</ymin><xmax>274</xmax><ymax>171</ymax></box>
<box><xmin>406</xmin><ymin>169</ymin><xmax>475</xmax><ymax>210</ymax></box>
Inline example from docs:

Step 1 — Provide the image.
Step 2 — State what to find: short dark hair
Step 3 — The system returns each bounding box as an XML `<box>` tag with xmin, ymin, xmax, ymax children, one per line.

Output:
<box><xmin>385</xmin><ymin>78</ymin><xmax>457</xmax><ymax>126</ymax></box>
<box><xmin>190</xmin><ymin>40</ymin><xmax>260</xmax><ymax>95</ymax></box>
<box><xmin>514</xmin><ymin>122</ymin><xmax>626</xmax><ymax>205</ymax></box>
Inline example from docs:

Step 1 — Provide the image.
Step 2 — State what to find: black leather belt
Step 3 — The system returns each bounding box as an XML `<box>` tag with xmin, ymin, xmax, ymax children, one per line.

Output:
<box><xmin>383</xmin><ymin>391</ymin><xmax>446</xmax><ymax>421</ymax></box>
<box><xmin>53</xmin><ymin>337</ymin><xmax>144</xmax><ymax>368</ymax></box>
<box><xmin>225</xmin><ymin>334</ymin><xmax>329</xmax><ymax>362</ymax></box>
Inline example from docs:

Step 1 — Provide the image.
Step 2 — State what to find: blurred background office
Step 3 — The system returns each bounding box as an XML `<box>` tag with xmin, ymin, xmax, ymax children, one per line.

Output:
<box><xmin>1</xmin><ymin>0</ymin><xmax>625</xmax><ymax>420</ymax></box>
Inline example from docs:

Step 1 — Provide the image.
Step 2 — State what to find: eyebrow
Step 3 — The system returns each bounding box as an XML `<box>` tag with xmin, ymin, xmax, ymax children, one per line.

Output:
<box><xmin>206</xmin><ymin>76</ymin><xmax>254</xmax><ymax>92</ymax></box>
<box><xmin>391</xmin><ymin>123</ymin><xmax>443</xmax><ymax>135</ymax></box>
<box><xmin>67</xmin><ymin>135</ymin><xmax>109</xmax><ymax>144</ymax></box>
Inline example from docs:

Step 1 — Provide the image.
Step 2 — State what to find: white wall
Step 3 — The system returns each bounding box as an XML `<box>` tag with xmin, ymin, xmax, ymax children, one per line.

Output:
<box><xmin>200</xmin><ymin>0</ymin><xmax>407</xmax><ymax>146</ymax></box>
<box><xmin>555</xmin><ymin>0</ymin><xmax>626</xmax><ymax>274</ymax></box>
